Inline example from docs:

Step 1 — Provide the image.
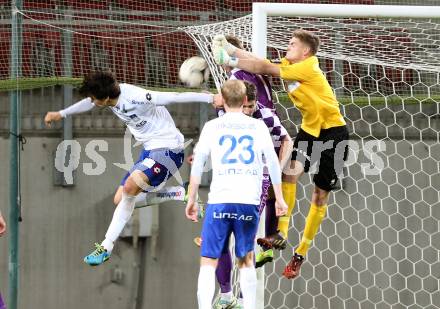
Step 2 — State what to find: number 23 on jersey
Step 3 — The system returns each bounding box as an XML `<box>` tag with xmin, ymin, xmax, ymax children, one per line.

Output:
<box><xmin>219</xmin><ymin>134</ymin><xmax>255</xmax><ymax>165</ymax></box>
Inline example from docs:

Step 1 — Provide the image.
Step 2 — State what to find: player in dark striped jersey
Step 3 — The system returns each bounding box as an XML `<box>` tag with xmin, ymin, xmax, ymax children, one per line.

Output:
<box><xmin>212</xmin><ymin>36</ymin><xmax>294</xmax><ymax>308</ymax></box>
<box><xmin>213</xmin><ymin>30</ymin><xmax>349</xmax><ymax>279</ymax></box>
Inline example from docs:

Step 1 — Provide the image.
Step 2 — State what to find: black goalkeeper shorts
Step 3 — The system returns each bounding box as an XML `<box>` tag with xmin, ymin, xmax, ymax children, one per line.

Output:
<box><xmin>292</xmin><ymin>125</ymin><xmax>349</xmax><ymax>192</ymax></box>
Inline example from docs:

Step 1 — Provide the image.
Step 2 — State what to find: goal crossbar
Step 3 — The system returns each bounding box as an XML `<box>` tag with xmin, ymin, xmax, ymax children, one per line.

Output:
<box><xmin>253</xmin><ymin>3</ymin><xmax>440</xmax><ymax>18</ymax></box>
<box><xmin>252</xmin><ymin>3</ymin><xmax>440</xmax><ymax>58</ymax></box>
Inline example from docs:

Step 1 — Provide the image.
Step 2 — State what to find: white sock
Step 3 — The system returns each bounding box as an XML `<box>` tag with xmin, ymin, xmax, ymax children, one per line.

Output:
<box><xmin>197</xmin><ymin>266</ymin><xmax>216</xmax><ymax>309</ymax></box>
<box><xmin>239</xmin><ymin>267</ymin><xmax>257</xmax><ymax>309</ymax></box>
<box><xmin>134</xmin><ymin>192</ymin><xmax>147</xmax><ymax>208</ymax></box>
<box><xmin>220</xmin><ymin>291</ymin><xmax>233</xmax><ymax>301</ymax></box>
<box><xmin>101</xmin><ymin>238</ymin><xmax>113</xmax><ymax>253</ymax></box>
<box><xmin>101</xmin><ymin>192</ymin><xmax>136</xmax><ymax>252</ymax></box>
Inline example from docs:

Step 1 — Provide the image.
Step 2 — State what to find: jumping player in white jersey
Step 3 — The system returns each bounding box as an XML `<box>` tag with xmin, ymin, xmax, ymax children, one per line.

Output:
<box><xmin>185</xmin><ymin>80</ymin><xmax>288</xmax><ymax>309</ymax></box>
<box><xmin>44</xmin><ymin>70</ymin><xmax>221</xmax><ymax>266</ymax></box>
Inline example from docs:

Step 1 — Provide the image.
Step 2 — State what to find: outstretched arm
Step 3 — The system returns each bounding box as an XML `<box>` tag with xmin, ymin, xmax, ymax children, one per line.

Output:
<box><xmin>212</xmin><ymin>35</ymin><xmax>280</xmax><ymax>77</ymax></box>
<box><xmin>154</xmin><ymin>92</ymin><xmax>222</xmax><ymax>108</ymax></box>
<box><xmin>233</xmin><ymin>48</ymin><xmax>262</xmax><ymax>62</ymax></box>
<box><xmin>215</xmin><ymin>48</ymin><xmax>280</xmax><ymax>77</ymax></box>
<box><xmin>44</xmin><ymin>97</ymin><xmax>95</xmax><ymax>127</ymax></box>
<box><xmin>212</xmin><ymin>34</ymin><xmax>261</xmax><ymax>61</ymax></box>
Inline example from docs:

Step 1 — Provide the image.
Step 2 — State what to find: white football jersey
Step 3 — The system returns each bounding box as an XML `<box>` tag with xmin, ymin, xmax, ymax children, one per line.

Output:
<box><xmin>195</xmin><ymin>112</ymin><xmax>278</xmax><ymax>205</ymax></box>
<box><xmin>110</xmin><ymin>84</ymin><xmax>184</xmax><ymax>150</ymax></box>
<box><xmin>60</xmin><ymin>83</ymin><xmax>213</xmax><ymax>150</ymax></box>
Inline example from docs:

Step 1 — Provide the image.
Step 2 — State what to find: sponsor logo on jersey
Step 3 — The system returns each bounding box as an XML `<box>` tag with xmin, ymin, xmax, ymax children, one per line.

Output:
<box><xmin>218</xmin><ymin>168</ymin><xmax>258</xmax><ymax>176</ymax></box>
<box><xmin>215</xmin><ymin>123</ymin><xmax>256</xmax><ymax>130</ymax></box>
<box><xmin>213</xmin><ymin>212</ymin><xmax>254</xmax><ymax>221</ymax></box>
<box><xmin>156</xmin><ymin>191</ymin><xmax>182</xmax><ymax>198</ymax></box>
<box><xmin>135</xmin><ymin>120</ymin><xmax>147</xmax><ymax>128</ymax></box>
<box><xmin>121</xmin><ymin>104</ymin><xmax>135</xmax><ymax>113</ymax></box>
<box><xmin>131</xmin><ymin>100</ymin><xmax>148</xmax><ymax>105</ymax></box>
<box><xmin>153</xmin><ymin>164</ymin><xmax>161</xmax><ymax>174</ymax></box>
<box><xmin>129</xmin><ymin>114</ymin><xmax>140</xmax><ymax>121</ymax></box>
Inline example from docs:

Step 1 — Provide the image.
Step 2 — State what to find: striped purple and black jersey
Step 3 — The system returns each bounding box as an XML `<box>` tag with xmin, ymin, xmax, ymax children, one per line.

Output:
<box><xmin>217</xmin><ymin>68</ymin><xmax>288</xmax><ymax>154</ymax></box>
<box><xmin>229</xmin><ymin>68</ymin><xmax>274</xmax><ymax>111</ymax></box>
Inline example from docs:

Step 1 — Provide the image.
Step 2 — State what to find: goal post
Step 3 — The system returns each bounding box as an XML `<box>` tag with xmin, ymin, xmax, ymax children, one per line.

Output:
<box><xmin>249</xmin><ymin>4</ymin><xmax>440</xmax><ymax>309</ymax></box>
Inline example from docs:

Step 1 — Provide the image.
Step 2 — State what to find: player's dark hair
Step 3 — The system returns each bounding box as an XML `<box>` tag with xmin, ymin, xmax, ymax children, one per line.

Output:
<box><xmin>225</xmin><ymin>35</ymin><xmax>244</xmax><ymax>49</ymax></box>
<box><xmin>78</xmin><ymin>70</ymin><xmax>121</xmax><ymax>100</ymax></box>
<box><xmin>221</xmin><ymin>80</ymin><xmax>246</xmax><ymax>108</ymax></box>
<box><xmin>243</xmin><ymin>81</ymin><xmax>256</xmax><ymax>102</ymax></box>
<box><xmin>292</xmin><ymin>29</ymin><xmax>320</xmax><ymax>55</ymax></box>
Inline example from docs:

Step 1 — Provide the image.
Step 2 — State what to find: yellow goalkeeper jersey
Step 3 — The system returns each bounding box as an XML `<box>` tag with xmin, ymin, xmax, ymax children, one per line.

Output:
<box><xmin>278</xmin><ymin>56</ymin><xmax>346</xmax><ymax>137</ymax></box>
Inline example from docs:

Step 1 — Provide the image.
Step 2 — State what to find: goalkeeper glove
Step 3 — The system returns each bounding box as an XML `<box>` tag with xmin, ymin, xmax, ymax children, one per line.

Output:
<box><xmin>211</xmin><ymin>34</ymin><xmax>237</xmax><ymax>55</ymax></box>
<box><xmin>213</xmin><ymin>47</ymin><xmax>239</xmax><ymax>67</ymax></box>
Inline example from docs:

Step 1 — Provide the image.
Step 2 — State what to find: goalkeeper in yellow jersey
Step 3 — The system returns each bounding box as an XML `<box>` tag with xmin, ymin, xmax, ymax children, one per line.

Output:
<box><xmin>212</xmin><ymin>29</ymin><xmax>349</xmax><ymax>279</ymax></box>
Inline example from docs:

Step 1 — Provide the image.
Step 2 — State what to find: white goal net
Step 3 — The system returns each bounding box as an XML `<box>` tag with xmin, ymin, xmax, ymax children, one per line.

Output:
<box><xmin>182</xmin><ymin>5</ymin><xmax>440</xmax><ymax>309</ymax></box>
<box><xmin>2</xmin><ymin>1</ymin><xmax>439</xmax><ymax>308</ymax></box>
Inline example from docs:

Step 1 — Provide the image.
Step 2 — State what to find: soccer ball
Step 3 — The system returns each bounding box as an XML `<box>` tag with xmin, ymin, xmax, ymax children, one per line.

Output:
<box><xmin>179</xmin><ymin>56</ymin><xmax>210</xmax><ymax>88</ymax></box>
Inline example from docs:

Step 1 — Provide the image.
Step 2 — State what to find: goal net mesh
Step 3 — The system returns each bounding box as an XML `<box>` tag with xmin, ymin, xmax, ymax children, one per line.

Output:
<box><xmin>182</xmin><ymin>12</ymin><xmax>440</xmax><ymax>309</ymax></box>
<box><xmin>1</xmin><ymin>1</ymin><xmax>439</xmax><ymax>308</ymax></box>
